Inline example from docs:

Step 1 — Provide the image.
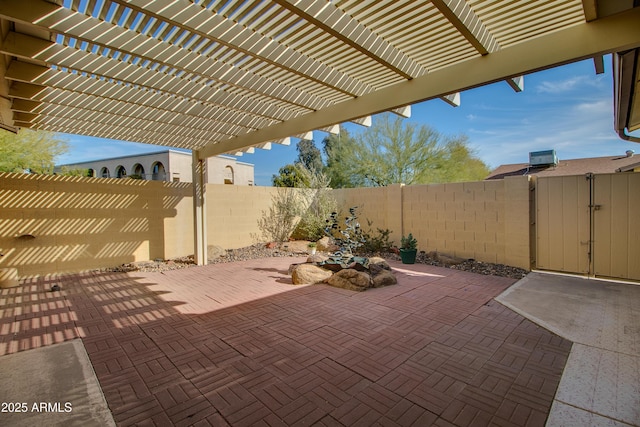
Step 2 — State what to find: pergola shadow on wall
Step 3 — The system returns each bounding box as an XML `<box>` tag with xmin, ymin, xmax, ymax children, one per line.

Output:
<box><xmin>0</xmin><ymin>172</ymin><xmax>193</xmax><ymax>277</ymax></box>
<box><xmin>1</xmin><ymin>173</ymin><xmax>532</xmax><ymax>278</ymax></box>
<box><xmin>1</xmin><ymin>1</ymin><xmax>639</xmax><ymax>265</ymax></box>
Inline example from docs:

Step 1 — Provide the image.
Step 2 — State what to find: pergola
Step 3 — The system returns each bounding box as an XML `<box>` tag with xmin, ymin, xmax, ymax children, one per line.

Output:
<box><xmin>1</xmin><ymin>0</ymin><xmax>639</xmax><ymax>264</ymax></box>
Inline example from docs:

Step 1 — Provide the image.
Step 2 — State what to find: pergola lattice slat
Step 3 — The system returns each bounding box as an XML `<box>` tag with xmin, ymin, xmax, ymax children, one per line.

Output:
<box><xmin>0</xmin><ymin>0</ymin><xmax>639</xmax><ymax>155</ymax></box>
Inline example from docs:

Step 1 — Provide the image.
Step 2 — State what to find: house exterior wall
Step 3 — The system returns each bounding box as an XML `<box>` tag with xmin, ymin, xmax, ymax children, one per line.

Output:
<box><xmin>57</xmin><ymin>151</ymin><xmax>254</xmax><ymax>185</ymax></box>
<box><xmin>206</xmin><ymin>157</ymin><xmax>254</xmax><ymax>186</ymax></box>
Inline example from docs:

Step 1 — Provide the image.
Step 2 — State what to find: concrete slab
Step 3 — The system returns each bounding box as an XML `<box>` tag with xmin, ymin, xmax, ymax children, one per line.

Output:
<box><xmin>0</xmin><ymin>339</ymin><xmax>115</xmax><ymax>427</ymax></box>
<box><xmin>497</xmin><ymin>272</ymin><xmax>640</xmax><ymax>426</ymax></box>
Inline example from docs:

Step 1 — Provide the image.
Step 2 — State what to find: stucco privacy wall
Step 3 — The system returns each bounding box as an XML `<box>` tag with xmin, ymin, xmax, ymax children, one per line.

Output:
<box><xmin>334</xmin><ymin>177</ymin><xmax>531</xmax><ymax>269</ymax></box>
<box><xmin>0</xmin><ymin>173</ymin><xmax>193</xmax><ymax>277</ymax></box>
<box><xmin>206</xmin><ymin>184</ymin><xmax>281</xmax><ymax>249</ymax></box>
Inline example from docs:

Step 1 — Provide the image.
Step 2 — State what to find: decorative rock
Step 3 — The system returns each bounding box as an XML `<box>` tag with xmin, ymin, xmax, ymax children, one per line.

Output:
<box><xmin>369</xmin><ymin>257</ymin><xmax>391</xmax><ymax>270</ymax></box>
<box><xmin>316</xmin><ymin>236</ymin><xmax>339</xmax><ymax>252</ymax></box>
<box><xmin>281</xmin><ymin>240</ymin><xmax>312</xmax><ymax>253</ymax></box>
<box><xmin>427</xmin><ymin>251</ymin><xmax>464</xmax><ymax>266</ymax></box>
<box><xmin>307</xmin><ymin>253</ymin><xmax>329</xmax><ymax>263</ymax></box>
<box><xmin>368</xmin><ymin>263</ymin><xmax>386</xmax><ymax>276</ymax></box>
<box><xmin>326</xmin><ymin>269</ymin><xmax>372</xmax><ymax>292</ymax></box>
<box><xmin>208</xmin><ymin>245</ymin><xmax>227</xmax><ymax>259</ymax></box>
<box><xmin>372</xmin><ymin>270</ymin><xmax>397</xmax><ymax>288</ymax></box>
<box><xmin>291</xmin><ymin>264</ymin><xmax>333</xmax><ymax>285</ymax></box>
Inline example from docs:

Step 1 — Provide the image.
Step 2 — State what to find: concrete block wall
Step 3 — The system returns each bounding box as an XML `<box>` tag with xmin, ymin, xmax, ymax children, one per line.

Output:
<box><xmin>1</xmin><ymin>173</ymin><xmax>532</xmax><ymax>277</ymax></box>
<box><xmin>332</xmin><ymin>184</ymin><xmax>404</xmax><ymax>247</ymax></box>
<box><xmin>0</xmin><ymin>172</ymin><xmax>192</xmax><ymax>277</ymax></box>
<box><xmin>337</xmin><ymin>177</ymin><xmax>532</xmax><ymax>269</ymax></box>
<box><xmin>205</xmin><ymin>184</ymin><xmax>280</xmax><ymax>249</ymax></box>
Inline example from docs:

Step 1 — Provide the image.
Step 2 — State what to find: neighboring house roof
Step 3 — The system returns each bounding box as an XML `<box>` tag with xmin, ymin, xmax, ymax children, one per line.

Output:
<box><xmin>486</xmin><ymin>154</ymin><xmax>640</xmax><ymax>180</ymax></box>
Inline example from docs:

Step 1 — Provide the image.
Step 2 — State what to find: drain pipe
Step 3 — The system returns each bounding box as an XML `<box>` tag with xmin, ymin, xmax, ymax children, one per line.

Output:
<box><xmin>616</xmin><ymin>128</ymin><xmax>640</xmax><ymax>143</ymax></box>
<box><xmin>614</xmin><ymin>50</ymin><xmax>640</xmax><ymax>143</ymax></box>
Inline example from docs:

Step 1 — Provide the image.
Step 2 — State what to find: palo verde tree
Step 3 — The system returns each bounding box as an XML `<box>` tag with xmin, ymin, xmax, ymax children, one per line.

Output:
<box><xmin>322</xmin><ymin>113</ymin><xmax>489</xmax><ymax>187</ymax></box>
<box><xmin>0</xmin><ymin>129</ymin><xmax>68</xmax><ymax>174</ymax></box>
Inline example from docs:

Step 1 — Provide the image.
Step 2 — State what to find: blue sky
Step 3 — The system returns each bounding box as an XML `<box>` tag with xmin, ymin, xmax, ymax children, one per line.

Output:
<box><xmin>57</xmin><ymin>56</ymin><xmax>640</xmax><ymax>186</ymax></box>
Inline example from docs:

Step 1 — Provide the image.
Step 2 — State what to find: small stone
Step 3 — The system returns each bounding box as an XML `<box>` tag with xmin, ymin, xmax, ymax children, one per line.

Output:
<box><xmin>316</xmin><ymin>236</ymin><xmax>339</xmax><ymax>252</ymax></box>
<box><xmin>281</xmin><ymin>240</ymin><xmax>312</xmax><ymax>253</ymax></box>
<box><xmin>291</xmin><ymin>264</ymin><xmax>334</xmax><ymax>285</ymax></box>
<box><xmin>208</xmin><ymin>245</ymin><xmax>227</xmax><ymax>259</ymax></box>
<box><xmin>307</xmin><ymin>253</ymin><xmax>329</xmax><ymax>263</ymax></box>
<box><xmin>438</xmin><ymin>253</ymin><xmax>465</xmax><ymax>266</ymax></box>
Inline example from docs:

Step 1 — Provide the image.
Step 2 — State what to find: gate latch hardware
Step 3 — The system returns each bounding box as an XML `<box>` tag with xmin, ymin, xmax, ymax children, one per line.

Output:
<box><xmin>590</xmin><ymin>204</ymin><xmax>602</xmax><ymax>210</ymax></box>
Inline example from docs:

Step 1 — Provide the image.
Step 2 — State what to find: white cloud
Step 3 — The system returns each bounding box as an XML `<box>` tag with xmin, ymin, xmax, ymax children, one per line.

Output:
<box><xmin>535</xmin><ymin>75</ymin><xmax>605</xmax><ymax>94</ymax></box>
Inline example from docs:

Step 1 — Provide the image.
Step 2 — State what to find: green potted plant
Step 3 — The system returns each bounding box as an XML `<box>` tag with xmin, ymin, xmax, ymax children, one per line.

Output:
<box><xmin>308</xmin><ymin>242</ymin><xmax>317</xmax><ymax>255</ymax></box>
<box><xmin>399</xmin><ymin>233</ymin><xmax>418</xmax><ymax>264</ymax></box>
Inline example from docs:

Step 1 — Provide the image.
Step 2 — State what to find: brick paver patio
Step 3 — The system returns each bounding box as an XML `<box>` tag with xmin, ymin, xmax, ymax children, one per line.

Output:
<box><xmin>0</xmin><ymin>258</ymin><xmax>571</xmax><ymax>426</ymax></box>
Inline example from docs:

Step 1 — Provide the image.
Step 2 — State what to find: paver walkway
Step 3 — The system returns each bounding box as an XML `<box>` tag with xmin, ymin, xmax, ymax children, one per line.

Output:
<box><xmin>0</xmin><ymin>258</ymin><xmax>571</xmax><ymax>426</ymax></box>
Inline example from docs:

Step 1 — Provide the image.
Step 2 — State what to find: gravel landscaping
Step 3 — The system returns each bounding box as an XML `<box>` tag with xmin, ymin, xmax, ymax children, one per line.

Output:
<box><xmin>106</xmin><ymin>243</ymin><xmax>529</xmax><ymax>280</ymax></box>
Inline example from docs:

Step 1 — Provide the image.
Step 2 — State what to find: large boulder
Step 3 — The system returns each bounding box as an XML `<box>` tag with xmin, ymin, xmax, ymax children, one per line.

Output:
<box><xmin>369</xmin><ymin>257</ymin><xmax>391</xmax><ymax>270</ymax></box>
<box><xmin>326</xmin><ymin>269</ymin><xmax>372</xmax><ymax>292</ymax></box>
<box><xmin>371</xmin><ymin>269</ymin><xmax>397</xmax><ymax>288</ymax></box>
<box><xmin>291</xmin><ymin>264</ymin><xmax>333</xmax><ymax>285</ymax></box>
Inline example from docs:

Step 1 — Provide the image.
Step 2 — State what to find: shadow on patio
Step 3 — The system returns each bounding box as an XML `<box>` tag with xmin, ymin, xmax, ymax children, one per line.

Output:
<box><xmin>0</xmin><ymin>258</ymin><xmax>571</xmax><ymax>426</ymax></box>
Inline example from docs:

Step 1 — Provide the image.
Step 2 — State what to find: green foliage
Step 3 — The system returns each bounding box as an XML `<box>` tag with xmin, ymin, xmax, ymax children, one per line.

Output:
<box><xmin>400</xmin><ymin>233</ymin><xmax>418</xmax><ymax>250</ymax></box>
<box><xmin>322</xmin><ymin>114</ymin><xmax>490</xmax><ymax>187</ymax></box>
<box><xmin>260</xmin><ymin>166</ymin><xmax>337</xmax><ymax>242</ymax></box>
<box><xmin>58</xmin><ymin>167</ymin><xmax>92</xmax><ymax>177</ymax></box>
<box><xmin>272</xmin><ymin>140</ymin><xmax>324</xmax><ymax>187</ymax></box>
<box><xmin>293</xmin><ymin>166</ymin><xmax>337</xmax><ymax>241</ymax></box>
<box><xmin>0</xmin><ymin>129</ymin><xmax>68</xmax><ymax>174</ymax></box>
<box><xmin>296</xmin><ymin>139</ymin><xmax>323</xmax><ymax>172</ymax></box>
<box><xmin>360</xmin><ymin>221</ymin><xmax>394</xmax><ymax>253</ymax></box>
<box><xmin>257</xmin><ymin>188</ymin><xmax>304</xmax><ymax>242</ymax></box>
<box><xmin>272</xmin><ymin>163</ymin><xmax>309</xmax><ymax>187</ymax></box>
<box><xmin>322</xmin><ymin>129</ymin><xmax>367</xmax><ymax>188</ymax></box>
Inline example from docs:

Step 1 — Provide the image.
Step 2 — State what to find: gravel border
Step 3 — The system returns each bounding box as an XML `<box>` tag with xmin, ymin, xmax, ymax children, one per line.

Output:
<box><xmin>104</xmin><ymin>244</ymin><xmax>528</xmax><ymax>280</ymax></box>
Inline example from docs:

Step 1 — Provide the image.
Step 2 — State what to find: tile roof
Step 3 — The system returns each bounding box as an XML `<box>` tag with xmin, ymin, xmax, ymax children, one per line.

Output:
<box><xmin>486</xmin><ymin>154</ymin><xmax>640</xmax><ymax>179</ymax></box>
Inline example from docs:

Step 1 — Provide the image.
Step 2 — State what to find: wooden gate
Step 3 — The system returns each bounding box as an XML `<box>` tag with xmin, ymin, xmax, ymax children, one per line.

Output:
<box><xmin>536</xmin><ymin>173</ymin><xmax>640</xmax><ymax>281</ymax></box>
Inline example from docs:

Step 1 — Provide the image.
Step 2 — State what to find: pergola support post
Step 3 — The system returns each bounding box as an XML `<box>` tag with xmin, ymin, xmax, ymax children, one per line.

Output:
<box><xmin>192</xmin><ymin>150</ymin><xmax>208</xmax><ymax>266</ymax></box>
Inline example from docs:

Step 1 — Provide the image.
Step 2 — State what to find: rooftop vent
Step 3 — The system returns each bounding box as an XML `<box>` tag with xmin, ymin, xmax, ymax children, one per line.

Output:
<box><xmin>626</xmin><ymin>150</ymin><xmax>634</xmax><ymax>157</ymax></box>
<box><xmin>529</xmin><ymin>150</ymin><xmax>558</xmax><ymax>167</ymax></box>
